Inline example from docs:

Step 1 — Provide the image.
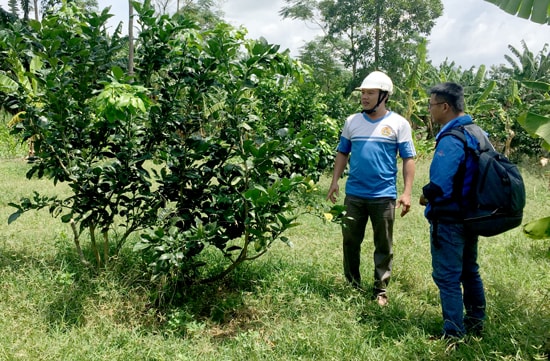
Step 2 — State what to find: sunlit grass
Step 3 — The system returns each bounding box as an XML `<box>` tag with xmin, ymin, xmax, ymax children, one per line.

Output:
<box><xmin>0</xmin><ymin>157</ymin><xmax>548</xmax><ymax>360</ymax></box>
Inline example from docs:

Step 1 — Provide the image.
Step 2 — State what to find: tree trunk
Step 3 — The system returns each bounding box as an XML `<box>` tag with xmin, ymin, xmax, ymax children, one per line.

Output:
<box><xmin>89</xmin><ymin>223</ymin><xmax>101</xmax><ymax>268</ymax></box>
<box><xmin>103</xmin><ymin>231</ymin><xmax>109</xmax><ymax>267</ymax></box>
<box><xmin>70</xmin><ymin>219</ymin><xmax>89</xmax><ymax>266</ymax></box>
<box><xmin>128</xmin><ymin>0</ymin><xmax>135</xmax><ymax>77</ymax></box>
<box><xmin>374</xmin><ymin>0</ymin><xmax>383</xmax><ymax>68</ymax></box>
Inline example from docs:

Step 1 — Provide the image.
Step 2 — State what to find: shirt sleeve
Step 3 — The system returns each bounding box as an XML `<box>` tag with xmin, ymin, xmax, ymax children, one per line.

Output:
<box><xmin>336</xmin><ymin>117</ymin><xmax>352</xmax><ymax>154</ymax></box>
<box><xmin>429</xmin><ymin>135</ymin><xmax>466</xmax><ymax>201</ymax></box>
<box><xmin>397</xmin><ymin>119</ymin><xmax>416</xmax><ymax>159</ymax></box>
<box><xmin>337</xmin><ymin>135</ymin><xmax>351</xmax><ymax>154</ymax></box>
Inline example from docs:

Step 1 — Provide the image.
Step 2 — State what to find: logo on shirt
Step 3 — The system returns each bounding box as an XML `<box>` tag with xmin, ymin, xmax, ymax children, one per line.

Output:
<box><xmin>381</xmin><ymin>126</ymin><xmax>393</xmax><ymax>137</ymax></box>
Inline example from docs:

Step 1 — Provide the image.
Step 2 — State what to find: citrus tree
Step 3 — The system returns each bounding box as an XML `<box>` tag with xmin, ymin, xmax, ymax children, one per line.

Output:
<box><xmin>2</xmin><ymin>1</ymin><xmax>338</xmax><ymax>292</ymax></box>
<box><xmin>2</xmin><ymin>4</ymin><xmax>153</xmax><ymax>267</ymax></box>
<box><xmin>130</xmin><ymin>2</ymin><xmax>338</xmax><ymax>295</ymax></box>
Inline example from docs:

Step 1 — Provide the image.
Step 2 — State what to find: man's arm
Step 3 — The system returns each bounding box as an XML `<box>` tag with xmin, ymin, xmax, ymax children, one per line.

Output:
<box><xmin>423</xmin><ymin>136</ymin><xmax>465</xmax><ymax>204</ymax></box>
<box><xmin>326</xmin><ymin>151</ymin><xmax>349</xmax><ymax>204</ymax></box>
<box><xmin>397</xmin><ymin>157</ymin><xmax>415</xmax><ymax>217</ymax></box>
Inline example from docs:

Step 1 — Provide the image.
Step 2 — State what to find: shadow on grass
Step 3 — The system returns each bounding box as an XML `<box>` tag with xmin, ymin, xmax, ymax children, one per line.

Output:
<box><xmin>0</xmin><ymin>245</ymin><xmax>87</xmax><ymax>331</ymax></box>
<box><xmin>142</xmin><ymin>253</ymin><xmax>352</xmax><ymax>338</ymax></box>
<box><xmin>2</xmin><ymin>233</ymin><xmax>548</xmax><ymax>360</ymax></box>
<box><xmin>0</xmin><ymin>237</ymin><xmax>152</xmax><ymax>333</ymax></box>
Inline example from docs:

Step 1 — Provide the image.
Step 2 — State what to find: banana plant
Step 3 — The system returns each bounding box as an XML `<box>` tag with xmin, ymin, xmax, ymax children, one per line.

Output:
<box><xmin>1</xmin><ymin>52</ymin><xmax>44</xmax><ymax>159</ymax></box>
<box><xmin>517</xmin><ymin>80</ymin><xmax>550</xmax><ymax>240</ymax></box>
<box><xmin>484</xmin><ymin>0</ymin><xmax>550</xmax><ymax>24</ymax></box>
<box><xmin>0</xmin><ymin>73</ymin><xmax>18</xmax><ymax>93</ymax></box>
<box><xmin>518</xmin><ymin>80</ymin><xmax>550</xmax><ymax>151</ymax></box>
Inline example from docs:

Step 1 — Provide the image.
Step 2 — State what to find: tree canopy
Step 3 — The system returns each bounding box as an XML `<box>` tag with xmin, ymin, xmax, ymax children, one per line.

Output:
<box><xmin>281</xmin><ymin>0</ymin><xmax>443</xmax><ymax>89</ymax></box>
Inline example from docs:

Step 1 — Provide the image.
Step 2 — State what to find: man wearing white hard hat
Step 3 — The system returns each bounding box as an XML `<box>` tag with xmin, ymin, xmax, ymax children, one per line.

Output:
<box><xmin>327</xmin><ymin>71</ymin><xmax>416</xmax><ymax>306</ymax></box>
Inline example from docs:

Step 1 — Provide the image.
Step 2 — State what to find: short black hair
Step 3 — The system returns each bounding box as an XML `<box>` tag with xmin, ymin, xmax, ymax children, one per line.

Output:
<box><xmin>429</xmin><ymin>82</ymin><xmax>465</xmax><ymax>113</ymax></box>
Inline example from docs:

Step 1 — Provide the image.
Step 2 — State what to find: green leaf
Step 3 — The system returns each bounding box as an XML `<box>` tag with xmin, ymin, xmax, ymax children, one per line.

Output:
<box><xmin>517</xmin><ymin>112</ymin><xmax>550</xmax><ymax>145</ymax></box>
<box><xmin>7</xmin><ymin>211</ymin><xmax>21</xmax><ymax>225</ymax></box>
<box><xmin>523</xmin><ymin>217</ymin><xmax>550</xmax><ymax>239</ymax></box>
<box><xmin>0</xmin><ymin>74</ymin><xmax>18</xmax><ymax>93</ymax></box>
<box><xmin>154</xmin><ymin>228</ymin><xmax>165</xmax><ymax>238</ymax></box>
<box><xmin>485</xmin><ymin>0</ymin><xmax>550</xmax><ymax>23</ymax></box>
<box><xmin>531</xmin><ymin>0</ymin><xmax>550</xmax><ymax>23</ymax></box>
<box><xmin>159</xmin><ymin>253</ymin><xmax>173</xmax><ymax>261</ymax></box>
<box><xmin>280</xmin><ymin>236</ymin><xmax>294</xmax><ymax>248</ymax></box>
<box><xmin>133</xmin><ymin>242</ymin><xmax>151</xmax><ymax>252</ymax></box>
<box><xmin>475</xmin><ymin>80</ymin><xmax>496</xmax><ymax>104</ymax></box>
<box><xmin>503</xmin><ymin>0</ymin><xmax>522</xmax><ymax>14</ymax></box>
<box><xmin>111</xmin><ymin>66</ymin><xmax>125</xmax><ymax>80</ymax></box>
<box><xmin>522</xmin><ymin>81</ymin><xmax>550</xmax><ymax>92</ymax></box>
<box><xmin>230</xmin><ymin>177</ymin><xmax>243</xmax><ymax>186</ymax></box>
<box><xmin>225</xmin><ymin>246</ymin><xmax>243</xmax><ymax>252</ymax></box>
<box><xmin>518</xmin><ymin>0</ymin><xmax>535</xmax><ymax>18</ymax></box>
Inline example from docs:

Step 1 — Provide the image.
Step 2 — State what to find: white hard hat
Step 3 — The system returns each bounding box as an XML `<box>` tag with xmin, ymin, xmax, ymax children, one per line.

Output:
<box><xmin>357</xmin><ymin>71</ymin><xmax>393</xmax><ymax>94</ymax></box>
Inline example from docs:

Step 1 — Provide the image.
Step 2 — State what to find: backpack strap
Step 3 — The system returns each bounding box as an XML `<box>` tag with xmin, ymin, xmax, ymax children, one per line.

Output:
<box><xmin>437</xmin><ymin>125</ymin><xmax>478</xmax><ymax>153</ymax></box>
<box><xmin>436</xmin><ymin>125</ymin><xmax>476</xmax><ymax>207</ymax></box>
<box><xmin>438</xmin><ymin>128</ymin><xmax>467</xmax><ymax>147</ymax></box>
<box><xmin>437</xmin><ymin>124</ymin><xmax>493</xmax><ymax>157</ymax></box>
<box><xmin>461</xmin><ymin>124</ymin><xmax>494</xmax><ymax>152</ymax></box>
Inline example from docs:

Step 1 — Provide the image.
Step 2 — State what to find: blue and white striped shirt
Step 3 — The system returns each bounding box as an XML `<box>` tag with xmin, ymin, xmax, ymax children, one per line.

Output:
<box><xmin>337</xmin><ymin>111</ymin><xmax>416</xmax><ymax>199</ymax></box>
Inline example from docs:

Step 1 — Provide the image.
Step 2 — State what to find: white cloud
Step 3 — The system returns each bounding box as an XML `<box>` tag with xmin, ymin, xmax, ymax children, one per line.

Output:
<box><xmin>0</xmin><ymin>0</ymin><xmax>548</xmax><ymax>68</ymax></box>
<box><xmin>427</xmin><ymin>0</ymin><xmax>549</xmax><ymax>68</ymax></box>
<box><xmin>221</xmin><ymin>0</ymin><xmax>321</xmax><ymax>56</ymax></box>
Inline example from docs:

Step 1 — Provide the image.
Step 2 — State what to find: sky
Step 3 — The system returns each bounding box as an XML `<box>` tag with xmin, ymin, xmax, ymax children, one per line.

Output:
<box><xmin>0</xmin><ymin>0</ymin><xmax>548</xmax><ymax>69</ymax></box>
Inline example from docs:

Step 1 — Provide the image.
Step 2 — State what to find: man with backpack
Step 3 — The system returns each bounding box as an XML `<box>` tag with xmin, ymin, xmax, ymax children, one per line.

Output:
<box><xmin>419</xmin><ymin>82</ymin><xmax>486</xmax><ymax>339</ymax></box>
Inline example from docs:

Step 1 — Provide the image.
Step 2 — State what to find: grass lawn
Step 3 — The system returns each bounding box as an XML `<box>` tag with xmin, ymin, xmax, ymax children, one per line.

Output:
<box><xmin>0</xmin><ymin>154</ymin><xmax>548</xmax><ymax>361</ymax></box>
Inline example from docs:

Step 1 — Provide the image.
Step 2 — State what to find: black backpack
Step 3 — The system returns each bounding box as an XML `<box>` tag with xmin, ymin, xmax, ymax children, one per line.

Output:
<box><xmin>440</xmin><ymin>124</ymin><xmax>526</xmax><ymax>237</ymax></box>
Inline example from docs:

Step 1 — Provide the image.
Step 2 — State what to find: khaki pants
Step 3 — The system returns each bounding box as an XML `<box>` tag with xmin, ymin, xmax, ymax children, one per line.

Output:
<box><xmin>342</xmin><ymin>195</ymin><xmax>395</xmax><ymax>296</ymax></box>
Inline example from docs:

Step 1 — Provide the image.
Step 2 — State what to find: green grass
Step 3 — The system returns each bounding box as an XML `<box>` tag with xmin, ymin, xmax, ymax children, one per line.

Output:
<box><xmin>0</xmin><ymin>157</ymin><xmax>548</xmax><ymax>361</ymax></box>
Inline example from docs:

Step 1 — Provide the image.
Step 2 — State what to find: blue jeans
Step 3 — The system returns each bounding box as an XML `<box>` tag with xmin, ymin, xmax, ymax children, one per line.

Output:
<box><xmin>430</xmin><ymin>221</ymin><xmax>486</xmax><ymax>337</ymax></box>
<box><xmin>342</xmin><ymin>195</ymin><xmax>395</xmax><ymax>296</ymax></box>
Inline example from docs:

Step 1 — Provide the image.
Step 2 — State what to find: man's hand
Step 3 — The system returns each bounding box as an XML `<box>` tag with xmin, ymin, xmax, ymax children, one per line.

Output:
<box><xmin>396</xmin><ymin>194</ymin><xmax>411</xmax><ymax>217</ymax></box>
<box><xmin>419</xmin><ymin>194</ymin><xmax>428</xmax><ymax>206</ymax></box>
<box><xmin>326</xmin><ymin>183</ymin><xmax>339</xmax><ymax>204</ymax></box>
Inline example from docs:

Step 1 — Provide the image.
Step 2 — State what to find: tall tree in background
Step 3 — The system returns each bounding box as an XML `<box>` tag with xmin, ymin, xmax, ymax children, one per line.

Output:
<box><xmin>129</xmin><ymin>0</ymin><xmax>134</xmax><ymax>77</ymax></box>
<box><xmin>493</xmin><ymin>41</ymin><xmax>550</xmax><ymax>156</ymax></box>
<box><xmin>40</xmin><ymin>0</ymin><xmax>98</xmax><ymax>14</ymax></box>
<box><xmin>281</xmin><ymin>0</ymin><xmax>443</xmax><ymax>89</ymax></box>
<box><xmin>176</xmin><ymin>0</ymin><xmax>223</xmax><ymax>29</ymax></box>
<box><xmin>153</xmin><ymin>0</ymin><xmax>174</xmax><ymax>14</ymax></box>
<box><xmin>8</xmin><ymin>0</ymin><xmax>19</xmax><ymax>16</ymax></box>
<box><xmin>19</xmin><ymin>0</ymin><xmax>30</xmax><ymax>19</ymax></box>
<box><xmin>4</xmin><ymin>0</ymin><xmax>38</xmax><ymax>20</ymax></box>
<box><xmin>299</xmin><ymin>36</ymin><xmax>351</xmax><ymax>93</ymax></box>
